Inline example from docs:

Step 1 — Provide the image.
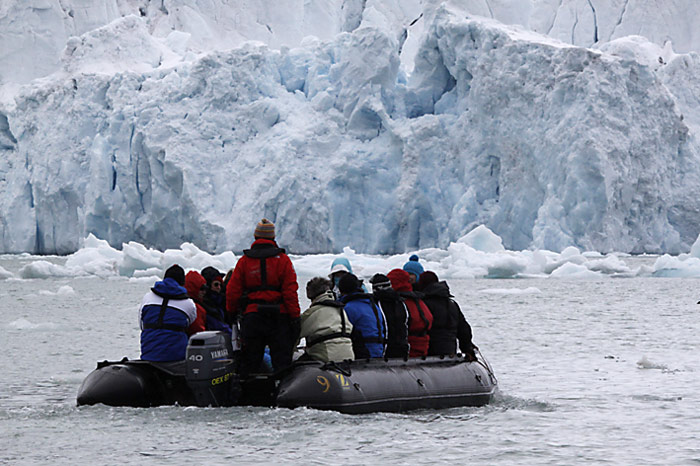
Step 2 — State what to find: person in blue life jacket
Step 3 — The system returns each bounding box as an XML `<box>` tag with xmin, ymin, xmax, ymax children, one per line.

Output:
<box><xmin>403</xmin><ymin>254</ymin><xmax>424</xmax><ymax>290</ymax></box>
<box><xmin>337</xmin><ymin>273</ymin><xmax>386</xmax><ymax>359</ymax></box>
<box><xmin>139</xmin><ymin>264</ymin><xmax>200</xmax><ymax>362</ymax></box>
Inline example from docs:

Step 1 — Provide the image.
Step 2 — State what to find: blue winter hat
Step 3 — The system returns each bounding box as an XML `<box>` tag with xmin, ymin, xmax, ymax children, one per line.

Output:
<box><xmin>402</xmin><ymin>254</ymin><xmax>424</xmax><ymax>280</ymax></box>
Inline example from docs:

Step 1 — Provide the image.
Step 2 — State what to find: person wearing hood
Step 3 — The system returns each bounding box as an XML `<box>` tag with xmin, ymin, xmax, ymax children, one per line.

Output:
<box><xmin>226</xmin><ymin>218</ymin><xmax>301</xmax><ymax>377</ymax></box>
<box><xmin>370</xmin><ymin>273</ymin><xmax>409</xmax><ymax>359</ymax></box>
<box><xmin>402</xmin><ymin>254</ymin><xmax>424</xmax><ymax>290</ymax></box>
<box><xmin>298</xmin><ymin>277</ymin><xmax>354</xmax><ymax>362</ymax></box>
<box><xmin>184</xmin><ymin>270</ymin><xmax>208</xmax><ymax>333</ymax></box>
<box><xmin>139</xmin><ymin>264</ymin><xmax>202</xmax><ymax>362</ymax></box>
<box><xmin>418</xmin><ymin>271</ymin><xmax>477</xmax><ymax>360</ymax></box>
<box><xmin>329</xmin><ymin>257</ymin><xmax>367</xmax><ymax>296</ymax></box>
<box><xmin>185</xmin><ymin>269</ymin><xmax>236</xmax><ymax>348</ymax></box>
<box><xmin>200</xmin><ymin>266</ymin><xmax>232</xmax><ymax>335</ymax></box>
<box><xmin>338</xmin><ymin>273</ymin><xmax>386</xmax><ymax>359</ymax></box>
<box><xmin>387</xmin><ymin>269</ymin><xmax>433</xmax><ymax>358</ymax></box>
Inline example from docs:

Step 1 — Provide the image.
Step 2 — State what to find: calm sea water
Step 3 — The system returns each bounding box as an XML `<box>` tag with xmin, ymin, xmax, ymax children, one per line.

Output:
<box><xmin>1</xmin><ymin>255</ymin><xmax>699</xmax><ymax>465</ymax></box>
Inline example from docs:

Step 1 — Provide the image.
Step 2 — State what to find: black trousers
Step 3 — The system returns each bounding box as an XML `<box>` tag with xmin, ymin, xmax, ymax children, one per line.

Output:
<box><xmin>238</xmin><ymin>310</ymin><xmax>294</xmax><ymax>377</ymax></box>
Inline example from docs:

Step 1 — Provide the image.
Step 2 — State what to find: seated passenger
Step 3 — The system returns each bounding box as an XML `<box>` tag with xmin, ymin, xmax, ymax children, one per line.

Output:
<box><xmin>329</xmin><ymin>257</ymin><xmax>367</xmax><ymax>297</ymax></box>
<box><xmin>387</xmin><ymin>269</ymin><xmax>433</xmax><ymax>358</ymax></box>
<box><xmin>402</xmin><ymin>254</ymin><xmax>424</xmax><ymax>290</ymax></box>
<box><xmin>139</xmin><ymin>265</ymin><xmax>200</xmax><ymax>362</ymax></box>
<box><xmin>418</xmin><ymin>271</ymin><xmax>477</xmax><ymax>360</ymax></box>
<box><xmin>200</xmin><ymin>266</ymin><xmax>232</xmax><ymax>335</ymax></box>
<box><xmin>370</xmin><ymin>273</ymin><xmax>409</xmax><ymax>359</ymax></box>
<box><xmin>337</xmin><ymin>273</ymin><xmax>386</xmax><ymax>359</ymax></box>
<box><xmin>184</xmin><ymin>270</ymin><xmax>208</xmax><ymax>333</ymax></box>
<box><xmin>299</xmin><ymin>277</ymin><xmax>354</xmax><ymax>362</ymax></box>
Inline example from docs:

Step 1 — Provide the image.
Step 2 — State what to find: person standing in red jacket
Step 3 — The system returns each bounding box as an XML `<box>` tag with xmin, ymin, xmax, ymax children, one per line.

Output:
<box><xmin>226</xmin><ymin>218</ymin><xmax>301</xmax><ymax>377</ymax></box>
<box><xmin>387</xmin><ymin>268</ymin><xmax>433</xmax><ymax>357</ymax></box>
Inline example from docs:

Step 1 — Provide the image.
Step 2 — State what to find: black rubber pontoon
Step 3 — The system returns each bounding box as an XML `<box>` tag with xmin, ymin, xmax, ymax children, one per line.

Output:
<box><xmin>276</xmin><ymin>356</ymin><xmax>496</xmax><ymax>414</ymax></box>
<box><xmin>77</xmin><ymin>331</ymin><xmax>497</xmax><ymax>413</ymax></box>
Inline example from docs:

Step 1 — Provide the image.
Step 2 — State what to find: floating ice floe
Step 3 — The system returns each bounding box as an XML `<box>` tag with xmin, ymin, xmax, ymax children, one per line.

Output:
<box><xmin>0</xmin><ymin>265</ymin><xmax>13</xmax><ymax>279</ymax></box>
<box><xmin>18</xmin><ymin>234</ymin><xmax>237</xmax><ymax>280</ymax></box>
<box><xmin>650</xmin><ymin>234</ymin><xmax>700</xmax><ymax>278</ymax></box>
<box><xmin>7</xmin><ymin>319</ymin><xmax>58</xmax><ymax>330</ymax></box>
<box><xmin>38</xmin><ymin>285</ymin><xmax>76</xmax><ymax>297</ymax></box>
<box><xmin>16</xmin><ymin>226</ymin><xmax>700</xmax><ymax>281</ymax></box>
<box><xmin>636</xmin><ymin>356</ymin><xmax>669</xmax><ymax>371</ymax></box>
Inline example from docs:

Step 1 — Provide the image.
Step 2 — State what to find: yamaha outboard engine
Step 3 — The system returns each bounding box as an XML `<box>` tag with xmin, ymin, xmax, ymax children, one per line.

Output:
<box><xmin>185</xmin><ymin>331</ymin><xmax>239</xmax><ymax>407</ymax></box>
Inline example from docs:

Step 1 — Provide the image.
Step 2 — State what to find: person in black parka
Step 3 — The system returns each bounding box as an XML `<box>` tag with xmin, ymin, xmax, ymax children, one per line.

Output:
<box><xmin>370</xmin><ymin>273</ymin><xmax>409</xmax><ymax>359</ymax></box>
<box><xmin>417</xmin><ymin>271</ymin><xmax>477</xmax><ymax>360</ymax></box>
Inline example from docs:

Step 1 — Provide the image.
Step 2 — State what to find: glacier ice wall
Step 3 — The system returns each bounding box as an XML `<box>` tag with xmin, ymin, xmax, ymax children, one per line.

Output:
<box><xmin>408</xmin><ymin>12</ymin><xmax>697</xmax><ymax>253</ymax></box>
<box><xmin>3</xmin><ymin>0</ymin><xmax>700</xmax><ymax>92</ymax></box>
<box><xmin>1</xmin><ymin>4</ymin><xmax>699</xmax><ymax>254</ymax></box>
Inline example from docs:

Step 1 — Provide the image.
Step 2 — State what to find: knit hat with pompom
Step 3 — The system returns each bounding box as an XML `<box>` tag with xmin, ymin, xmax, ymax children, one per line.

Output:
<box><xmin>254</xmin><ymin>218</ymin><xmax>275</xmax><ymax>239</ymax></box>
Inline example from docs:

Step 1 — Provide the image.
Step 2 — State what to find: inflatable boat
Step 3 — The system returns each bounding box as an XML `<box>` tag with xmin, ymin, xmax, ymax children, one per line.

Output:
<box><xmin>77</xmin><ymin>331</ymin><xmax>497</xmax><ymax>414</ymax></box>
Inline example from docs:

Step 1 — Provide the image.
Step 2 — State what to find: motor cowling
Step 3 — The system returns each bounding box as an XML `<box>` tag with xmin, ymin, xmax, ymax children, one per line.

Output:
<box><xmin>185</xmin><ymin>331</ymin><xmax>239</xmax><ymax>406</ymax></box>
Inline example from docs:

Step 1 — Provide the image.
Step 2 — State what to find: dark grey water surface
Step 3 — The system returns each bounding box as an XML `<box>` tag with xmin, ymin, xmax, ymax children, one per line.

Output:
<box><xmin>1</xmin><ymin>256</ymin><xmax>699</xmax><ymax>465</ymax></box>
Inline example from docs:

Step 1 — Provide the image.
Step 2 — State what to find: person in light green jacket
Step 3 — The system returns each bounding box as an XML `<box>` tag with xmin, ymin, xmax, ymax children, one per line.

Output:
<box><xmin>299</xmin><ymin>277</ymin><xmax>355</xmax><ymax>362</ymax></box>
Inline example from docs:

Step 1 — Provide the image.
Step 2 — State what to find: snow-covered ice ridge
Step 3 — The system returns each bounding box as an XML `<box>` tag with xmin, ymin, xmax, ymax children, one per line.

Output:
<box><xmin>9</xmin><ymin>226</ymin><xmax>700</xmax><ymax>281</ymax></box>
<box><xmin>1</xmin><ymin>1</ymin><xmax>699</xmax><ymax>255</ymax></box>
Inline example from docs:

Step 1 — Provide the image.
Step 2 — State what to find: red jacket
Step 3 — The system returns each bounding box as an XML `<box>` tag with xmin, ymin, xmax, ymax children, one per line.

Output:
<box><xmin>387</xmin><ymin>269</ymin><xmax>433</xmax><ymax>357</ymax></box>
<box><xmin>226</xmin><ymin>239</ymin><xmax>300</xmax><ymax>319</ymax></box>
<box><xmin>184</xmin><ymin>270</ymin><xmax>207</xmax><ymax>334</ymax></box>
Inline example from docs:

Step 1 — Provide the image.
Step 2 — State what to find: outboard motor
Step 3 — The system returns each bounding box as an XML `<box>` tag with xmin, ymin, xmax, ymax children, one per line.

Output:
<box><xmin>185</xmin><ymin>331</ymin><xmax>239</xmax><ymax>407</ymax></box>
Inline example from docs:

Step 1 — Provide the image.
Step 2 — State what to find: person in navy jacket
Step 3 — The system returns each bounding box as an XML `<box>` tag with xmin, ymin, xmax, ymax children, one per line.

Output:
<box><xmin>337</xmin><ymin>273</ymin><xmax>386</xmax><ymax>359</ymax></box>
<box><xmin>200</xmin><ymin>266</ymin><xmax>232</xmax><ymax>335</ymax></box>
<box><xmin>139</xmin><ymin>264</ymin><xmax>200</xmax><ymax>362</ymax></box>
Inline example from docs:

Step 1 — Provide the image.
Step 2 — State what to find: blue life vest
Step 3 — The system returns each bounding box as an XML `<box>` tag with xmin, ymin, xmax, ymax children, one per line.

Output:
<box><xmin>140</xmin><ymin>278</ymin><xmax>195</xmax><ymax>362</ymax></box>
<box><xmin>341</xmin><ymin>293</ymin><xmax>386</xmax><ymax>358</ymax></box>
